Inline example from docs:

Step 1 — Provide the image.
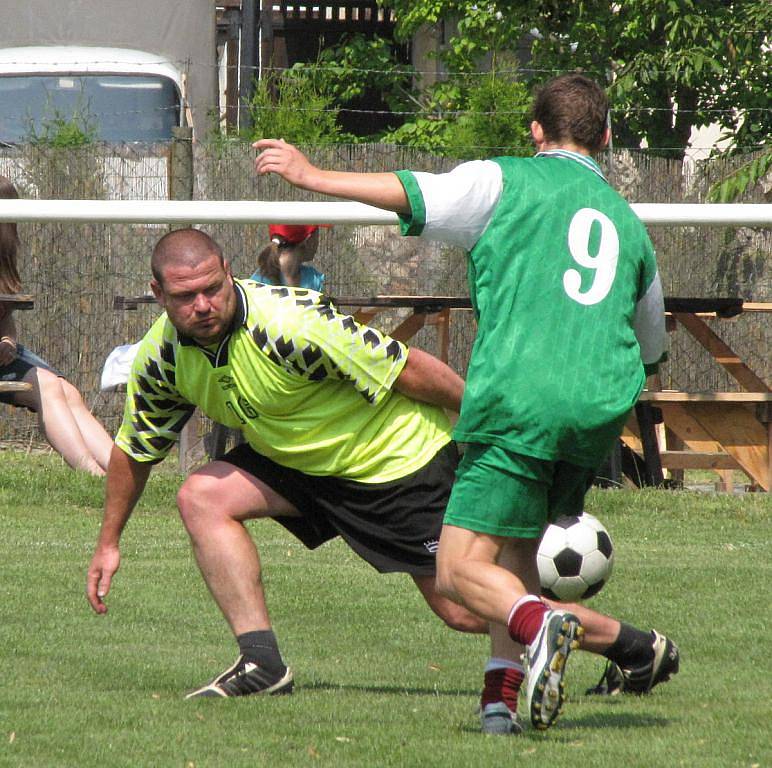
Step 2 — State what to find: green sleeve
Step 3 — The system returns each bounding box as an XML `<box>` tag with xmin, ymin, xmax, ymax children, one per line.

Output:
<box><xmin>394</xmin><ymin>170</ymin><xmax>426</xmax><ymax>236</ymax></box>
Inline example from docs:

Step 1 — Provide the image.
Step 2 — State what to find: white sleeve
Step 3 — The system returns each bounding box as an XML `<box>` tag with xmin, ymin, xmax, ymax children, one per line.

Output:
<box><xmin>412</xmin><ymin>160</ymin><xmax>503</xmax><ymax>250</ymax></box>
<box><xmin>634</xmin><ymin>270</ymin><xmax>667</xmax><ymax>365</ymax></box>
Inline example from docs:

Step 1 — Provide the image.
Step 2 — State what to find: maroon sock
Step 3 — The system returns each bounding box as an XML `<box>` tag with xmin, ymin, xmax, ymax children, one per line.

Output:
<box><xmin>480</xmin><ymin>667</ymin><xmax>524</xmax><ymax>712</ymax></box>
<box><xmin>508</xmin><ymin>599</ymin><xmax>548</xmax><ymax>645</ymax></box>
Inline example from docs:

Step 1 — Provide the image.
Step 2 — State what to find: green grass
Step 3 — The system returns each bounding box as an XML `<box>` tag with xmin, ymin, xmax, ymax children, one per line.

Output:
<box><xmin>0</xmin><ymin>451</ymin><xmax>770</xmax><ymax>767</ymax></box>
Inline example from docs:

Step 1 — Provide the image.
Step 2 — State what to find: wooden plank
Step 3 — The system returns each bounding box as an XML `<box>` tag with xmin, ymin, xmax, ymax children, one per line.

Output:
<box><xmin>0</xmin><ymin>293</ymin><xmax>34</xmax><ymax>310</ymax></box>
<box><xmin>0</xmin><ymin>381</ymin><xmax>32</xmax><ymax>393</ymax></box>
<box><xmin>640</xmin><ymin>391</ymin><xmax>772</xmax><ymax>403</ymax></box>
<box><xmin>742</xmin><ymin>302</ymin><xmax>772</xmax><ymax>312</ymax></box>
<box><xmin>333</xmin><ymin>295</ymin><xmax>472</xmax><ymax>310</ymax></box>
<box><xmin>664</xmin><ymin>297</ymin><xmax>743</xmax><ymax>317</ymax></box>
<box><xmin>387</xmin><ymin>312</ymin><xmax>427</xmax><ymax>343</ymax></box>
<box><xmin>656</xmin><ymin>401</ymin><xmax>770</xmax><ymax>490</ymax></box>
<box><xmin>659</xmin><ymin>451</ymin><xmax>740</xmax><ymax>470</ymax></box>
<box><xmin>429</xmin><ymin>307</ymin><xmax>451</xmax><ymax>364</ymax></box>
<box><xmin>672</xmin><ymin>312</ymin><xmax>771</xmax><ymax>393</ymax></box>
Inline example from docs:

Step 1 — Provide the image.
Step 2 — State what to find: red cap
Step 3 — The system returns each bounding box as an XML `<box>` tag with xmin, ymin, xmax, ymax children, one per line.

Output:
<box><xmin>268</xmin><ymin>223</ymin><xmax>330</xmax><ymax>245</ymax></box>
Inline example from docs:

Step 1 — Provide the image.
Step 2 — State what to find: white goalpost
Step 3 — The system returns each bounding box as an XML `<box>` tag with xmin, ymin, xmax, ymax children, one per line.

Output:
<box><xmin>0</xmin><ymin>199</ymin><xmax>771</xmax><ymax>227</ymax></box>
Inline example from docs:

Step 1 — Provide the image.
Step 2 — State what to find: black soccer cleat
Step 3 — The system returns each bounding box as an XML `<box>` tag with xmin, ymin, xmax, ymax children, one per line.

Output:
<box><xmin>586</xmin><ymin>630</ymin><xmax>679</xmax><ymax>696</ymax></box>
<box><xmin>185</xmin><ymin>655</ymin><xmax>294</xmax><ymax>699</ymax></box>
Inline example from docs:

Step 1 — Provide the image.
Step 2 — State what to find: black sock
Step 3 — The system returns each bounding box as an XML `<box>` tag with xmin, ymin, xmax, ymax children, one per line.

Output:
<box><xmin>603</xmin><ymin>623</ymin><xmax>654</xmax><ymax>669</ymax></box>
<box><xmin>237</xmin><ymin>630</ymin><xmax>285</xmax><ymax>676</ymax></box>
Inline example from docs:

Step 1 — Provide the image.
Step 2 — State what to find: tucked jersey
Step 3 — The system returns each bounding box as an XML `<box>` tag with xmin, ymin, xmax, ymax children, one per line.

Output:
<box><xmin>116</xmin><ymin>279</ymin><xmax>452</xmax><ymax>482</ymax></box>
<box><xmin>395</xmin><ymin>152</ymin><xmax>666</xmax><ymax>468</ymax></box>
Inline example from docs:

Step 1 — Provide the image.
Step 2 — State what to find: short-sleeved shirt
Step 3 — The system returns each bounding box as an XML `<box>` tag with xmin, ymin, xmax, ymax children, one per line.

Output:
<box><xmin>115</xmin><ymin>279</ymin><xmax>452</xmax><ymax>482</ymax></box>
<box><xmin>250</xmin><ymin>264</ymin><xmax>325</xmax><ymax>292</ymax></box>
<box><xmin>395</xmin><ymin>151</ymin><xmax>667</xmax><ymax>468</ymax></box>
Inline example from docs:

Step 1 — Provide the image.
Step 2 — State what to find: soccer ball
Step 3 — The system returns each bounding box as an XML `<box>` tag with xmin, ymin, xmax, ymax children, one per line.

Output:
<box><xmin>537</xmin><ymin>512</ymin><xmax>614</xmax><ymax>602</ymax></box>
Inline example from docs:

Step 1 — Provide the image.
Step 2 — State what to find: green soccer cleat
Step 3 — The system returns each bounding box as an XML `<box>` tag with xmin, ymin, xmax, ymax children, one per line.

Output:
<box><xmin>525</xmin><ymin>609</ymin><xmax>583</xmax><ymax>730</ymax></box>
<box><xmin>185</xmin><ymin>655</ymin><xmax>294</xmax><ymax>699</ymax></box>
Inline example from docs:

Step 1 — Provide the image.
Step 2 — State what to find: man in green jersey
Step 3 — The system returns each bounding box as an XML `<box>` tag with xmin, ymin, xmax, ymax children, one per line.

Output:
<box><xmin>254</xmin><ymin>73</ymin><xmax>677</xmax><ymax>732</ymax></box>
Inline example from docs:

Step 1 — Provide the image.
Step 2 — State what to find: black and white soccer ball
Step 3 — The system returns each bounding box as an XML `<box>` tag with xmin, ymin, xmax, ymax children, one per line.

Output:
<box><xmin>537</xmin><ymin>512</ymin><xmax>614</xmax><ymax>602</ymax></box>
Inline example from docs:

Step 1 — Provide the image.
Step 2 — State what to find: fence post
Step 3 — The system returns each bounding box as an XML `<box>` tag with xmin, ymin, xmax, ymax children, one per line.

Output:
<box><xmin>168</xmin><ymin>126</ymin><xmax>201</xmax><ymax>472</ymax></box>
<box><xmin>169</xmin><ymin>126</ymin><xmax>194</xmax><ymax>203</ymax></box>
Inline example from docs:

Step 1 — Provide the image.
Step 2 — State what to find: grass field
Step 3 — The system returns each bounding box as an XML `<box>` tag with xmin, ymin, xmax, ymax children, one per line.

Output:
<box><xmin>0</xmin><ymin>451</ymin><xmax>770</xmax><ymax>767</ymax></box>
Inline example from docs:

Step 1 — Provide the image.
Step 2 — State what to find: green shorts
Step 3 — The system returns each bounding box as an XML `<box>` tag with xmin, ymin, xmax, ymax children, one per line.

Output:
<box><xmin>443</xmin><ymin>443</ymin><xmax>596</xmax><ymax>539</ymax></box>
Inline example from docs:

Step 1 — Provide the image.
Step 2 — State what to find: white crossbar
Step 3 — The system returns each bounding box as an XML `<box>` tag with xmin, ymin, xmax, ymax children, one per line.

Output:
<box><xmin>0</xmin><ymin>200</ymin><xmax>769</xmax><ymax>227</ymax></box>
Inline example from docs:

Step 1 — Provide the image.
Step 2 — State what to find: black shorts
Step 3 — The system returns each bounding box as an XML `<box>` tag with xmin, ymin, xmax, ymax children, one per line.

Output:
<box><xmin>0</xmin><ymin>345</ymin><xmax>62</xmax><ymax>407</ymax></box>
<box><xmin>220</xmin><ymin>441</ymin><xmax>460</xmax><ymax>576</ymax></box>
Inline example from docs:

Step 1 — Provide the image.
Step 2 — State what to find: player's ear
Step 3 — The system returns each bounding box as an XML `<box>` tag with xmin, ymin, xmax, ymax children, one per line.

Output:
<box><xmin>150</xmin><ymin>278</ymin><xmax>164</xmax><ymax>306</ymax></box>
<box><xmin>601</xmin><ymin>126</ymin><xmax>611</xmax><ymax>150</ymax></box>
<box><xmin>530</xmin><ymin>120</ymin><xmax>545</xmax><ymax>146</ymax></box>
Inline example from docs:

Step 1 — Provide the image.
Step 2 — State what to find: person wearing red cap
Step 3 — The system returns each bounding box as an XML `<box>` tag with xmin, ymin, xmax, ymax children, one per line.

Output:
<box><xmin>250</xmin><ymin>224</ymin><xmax>327</xmax><ymax>291</ymax></box>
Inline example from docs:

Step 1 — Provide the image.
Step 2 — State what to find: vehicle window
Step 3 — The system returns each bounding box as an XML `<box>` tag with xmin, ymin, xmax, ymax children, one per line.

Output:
<box><xmin>0</xmin><ymin>74</ymin><xmax>181</xmax><ymax>142</ymax></box>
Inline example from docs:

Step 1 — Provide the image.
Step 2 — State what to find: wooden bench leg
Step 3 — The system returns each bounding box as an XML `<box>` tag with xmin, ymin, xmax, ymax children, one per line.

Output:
<box><xmin>634</xmin><ymin>402</ymin><xmax>665</xmax><ymax>486</ymax></box>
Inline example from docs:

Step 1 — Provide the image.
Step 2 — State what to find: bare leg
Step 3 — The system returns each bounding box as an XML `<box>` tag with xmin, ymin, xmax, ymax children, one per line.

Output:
<box><xmin>176</xmin><ymin>460</ymin><xmax>300</xmax><ymax>637</ymax></box>
<box><xmin>436</xmin><ymin>524</ymin><xmax>536</xmax><ymax>624</ymax></box>
<box><xmin>16</xmin><ymin>368</ymin><xmax>105</xmax><ymax>476</ymax></box>
<box><xmin>411</xmin><ymin>574</ymin><xmax>487</xmax><ymax>633</ymax></box>
<box><xmin>495</xmin><ymin>538</ymin><xmax>619</xmax><ymax>652</ymax></box>
<box><xmin>60</xmin><ymin>379</ymin><xmax>113</xmax><ymax>471</ymax></box>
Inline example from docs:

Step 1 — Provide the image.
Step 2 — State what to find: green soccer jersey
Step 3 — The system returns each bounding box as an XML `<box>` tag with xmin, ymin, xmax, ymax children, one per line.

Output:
<box><xmin>396</xmin><ymin>151</ymin><xmax>666</xmax><ymax>468</ymax></box>
<box><xmin>115</xmin><ymin>280</ymin><xmax>452</xmax><ymax>482</ymax></box>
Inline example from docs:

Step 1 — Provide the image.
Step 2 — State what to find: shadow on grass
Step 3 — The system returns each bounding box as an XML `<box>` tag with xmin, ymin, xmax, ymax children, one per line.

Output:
<box><xmin>300</xmin><ymin>679</ymin><xmax>478</xmax><ymax>698</ymax></box>
<box><xmin>456</xmin><ymin>711</ymin><xmax>671</xmax><ymax>736</ymax></box>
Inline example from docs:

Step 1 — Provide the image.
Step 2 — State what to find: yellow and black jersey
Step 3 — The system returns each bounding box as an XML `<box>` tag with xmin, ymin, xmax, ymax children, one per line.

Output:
<box><xmin>116</xmin><ymin>279</ymin><xmax>452</xmax><ymax>482</ymax></box>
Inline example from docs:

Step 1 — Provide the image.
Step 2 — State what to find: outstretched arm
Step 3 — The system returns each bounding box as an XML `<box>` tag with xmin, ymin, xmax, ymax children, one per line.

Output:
<box><xmin>393</xmin><ymin>347</ymin><xmax>465</xmax><ymax>413</ymax></box>
<box><xmin>86</xmin><ymin>445</ymin><xmax>153</xmax><ymax>614</ymax></box>
<box><xmin>253</xmin><ymin>138</ymin><xmax>411</xmax><ymax>214</ymax></box>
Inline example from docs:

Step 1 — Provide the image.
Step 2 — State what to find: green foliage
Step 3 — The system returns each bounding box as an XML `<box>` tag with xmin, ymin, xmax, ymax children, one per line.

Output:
<box><xmin>25</xmin><ymin>103</ymin><xmax>97</xmax><ymax>148</ymax></box>
<box><xmin>312</xmin><ymin>35</ymin><xmax>416</xmax><ymax>116</ymax></box>
<box><xmin>383</xmin><ymin>73</ymin><xmax>531</xmax><ymax>157</ymax></box>
<box><xmin>382</xmin><ymin>0</ymin><xmax>771</xmax><ymax>157</ymax></box>
<box><xmin>707</xmin><ymin>147</ymin><xmax>772</xmax><ymax>202</ymax></box>
<box><xmin>242</xmin><ymin>69</ymin><xmax>343</xmax><ymax>145</ymax></box>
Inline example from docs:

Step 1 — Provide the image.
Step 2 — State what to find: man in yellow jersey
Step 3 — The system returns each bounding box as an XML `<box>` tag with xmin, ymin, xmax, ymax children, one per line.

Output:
<box><xmin>85</xmin><ymin>227</ymin><xmax>481</xmax><ymax>698</ymax></box>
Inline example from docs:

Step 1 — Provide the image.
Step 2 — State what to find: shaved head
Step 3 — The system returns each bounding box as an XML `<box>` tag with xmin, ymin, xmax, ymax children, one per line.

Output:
<box><xmin>152</xmin><ymin>228</ymin><xmax>225</xmax><ymax>286</ymax></box>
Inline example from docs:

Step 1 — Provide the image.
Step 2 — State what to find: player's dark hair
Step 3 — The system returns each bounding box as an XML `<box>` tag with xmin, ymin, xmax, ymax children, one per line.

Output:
<box><xmin>151</xmin><ymin>228</ymin><xmax>225</xmax><ymax>285</ymax></box>
<box><xmin>532</xmin><ymin>74</ymin><xmax>608</xmax><ymax>153</ymax></box>
<box><xmin>0</xmin><ymin>176</ymin><xmax>22</xmax><ymax>295</ymax></box>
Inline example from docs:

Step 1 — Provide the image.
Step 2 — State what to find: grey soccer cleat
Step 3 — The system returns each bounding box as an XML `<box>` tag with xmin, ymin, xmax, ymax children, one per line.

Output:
<box><xmin>586</xmin><ymin>630</ymin><xmax>679</xmax><ymax>696</ymax></box>
<box><xmin>525</xmin><ymin>609</ymin><xmax>583</xmax><ymax>730</ymax></box>
<box><xmin>185</xmin><ymin>655</ymin><xmax>294</xmax><ymax>699</ymax></box>
<box><xmin>480</xmin><ymin>702</ymin><xmax>523</xmax><ymax>735</ymax></box>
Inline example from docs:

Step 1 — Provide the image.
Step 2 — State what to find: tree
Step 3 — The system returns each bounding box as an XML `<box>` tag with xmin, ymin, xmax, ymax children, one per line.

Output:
<box><xmin>382</xmin><ymin>0</ymin><xmax>771</xmax><ymax>159</ymax></box>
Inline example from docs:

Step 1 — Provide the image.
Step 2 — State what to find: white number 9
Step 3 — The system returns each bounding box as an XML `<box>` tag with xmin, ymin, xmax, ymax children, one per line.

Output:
<box><xmin>563</xmin><ymin>208</ymin><xmax>619</xmax><ymax>306</ymax></box>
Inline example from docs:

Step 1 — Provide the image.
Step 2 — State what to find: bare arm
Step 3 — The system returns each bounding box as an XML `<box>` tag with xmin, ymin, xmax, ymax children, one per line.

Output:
<box><xmin>393</xmin><ymin>347</ymin><xmax>465</xmax><ymax>413</ymax></box>
<box><xmin>253</xmin><ymin>139</ymin><xmax>411</xmax><ymax>214</ymax></box>
<box><xmin>0</xmin><ymin>309</ymin><xmax>17</xmax><ymax>366</ymax></box>
<box><xmin>86</xmin><ymin>444</ymin><xmax>153</xmax><ymax>614</ymax></box>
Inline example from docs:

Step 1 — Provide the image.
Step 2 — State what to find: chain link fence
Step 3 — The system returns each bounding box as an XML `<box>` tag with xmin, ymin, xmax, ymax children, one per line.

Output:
<box><xmin>0</xmin><ymin>141</ymin><xmax>769</xmax><ymax>452</ymax></box>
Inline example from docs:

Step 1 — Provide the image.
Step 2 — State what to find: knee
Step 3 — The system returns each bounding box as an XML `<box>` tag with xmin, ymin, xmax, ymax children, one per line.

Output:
<box><xmin>177</xmin><ymin>473</ymin><xmax>221</xmax><ymax>531</ymax></box>
<box><xmin>435</xmin><ymin>601</ymin><xmax>487</xmax><ymax>634</ymax></box>
<box><xmin>435</xmin><ymin>555</ymin><xmax>458</xmax><ymax>603</ymax></box>
<box><xmin>60</xmin><ymin>379</ymin><xmax>85</xmax><ymax>408</ymax></box>
<box><xmin>33</xmin><ymin>368</ymin><xmax>64</xmax><ymax>400</ymax></box>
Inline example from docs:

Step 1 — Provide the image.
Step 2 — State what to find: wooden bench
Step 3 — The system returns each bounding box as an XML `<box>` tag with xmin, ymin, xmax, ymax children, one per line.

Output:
<box><xmin>625</xmin><ymin>391</ymin><xmax>771</xmax><ymax>491</ymax></box>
